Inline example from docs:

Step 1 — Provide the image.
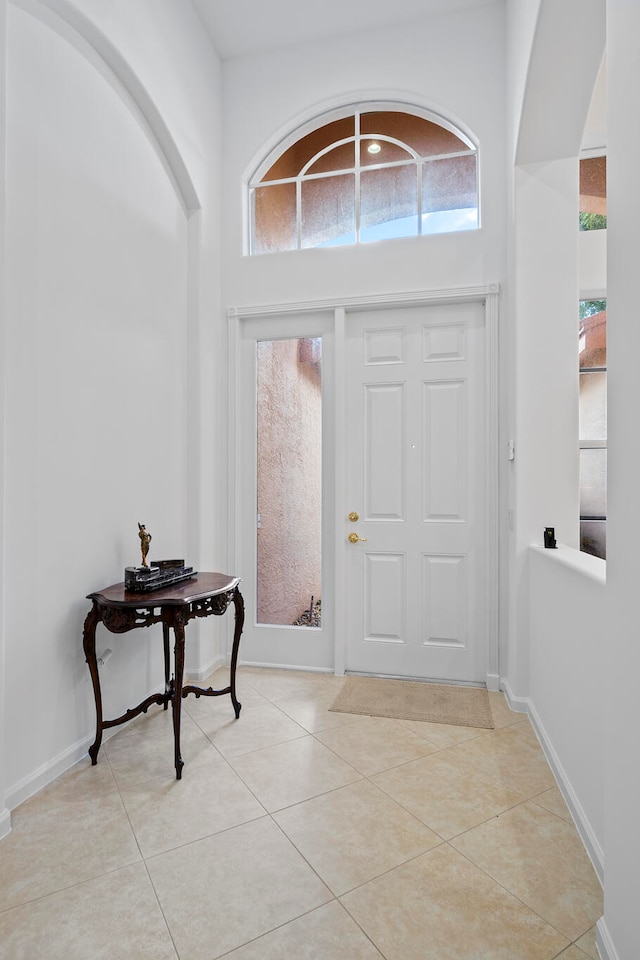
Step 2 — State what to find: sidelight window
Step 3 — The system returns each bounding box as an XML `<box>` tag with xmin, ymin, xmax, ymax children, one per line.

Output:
<box><xmin>579</xmin><ymin>299</ymin><xmax>607</xmax><ymax>559</ymax></box>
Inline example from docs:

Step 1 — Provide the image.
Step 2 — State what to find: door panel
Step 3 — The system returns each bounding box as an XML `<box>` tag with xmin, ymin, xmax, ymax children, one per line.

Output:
<box><xmin>345</xmin><ymin>301</ymin><xmax>486</xmax><ymax>682</ymax></box>
<box><xmin>422</xmin><ymin>553</ymin><xmax>466</xmax><ymax>645</ymax></box>
<box><xmin>423</xmin><ymin>379</ymin><xmax>467</xmax><ymax>520</ymax></box>
<box><xmin>365</xmin><ymin>383</ymin><xmax>405</xmax><ymax>519</ymax></box>
<box><xmin>365</xmin><ymin>552</ymin><xmax>405</xmax><ymax>641</ymax></box>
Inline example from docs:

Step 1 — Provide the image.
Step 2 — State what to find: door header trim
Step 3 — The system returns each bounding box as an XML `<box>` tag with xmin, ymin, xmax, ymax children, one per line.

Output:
<box><xmin>228</xmin><ymin>284</ymin><xmax>500</xmax><ymax>320</ymax></box>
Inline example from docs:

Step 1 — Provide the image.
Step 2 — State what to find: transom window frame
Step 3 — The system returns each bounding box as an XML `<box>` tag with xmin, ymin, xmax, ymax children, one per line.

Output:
<box><xmin>247</xmin><ymin>101</ymin><xmax>480</xmax><ymax>254</ymax></box>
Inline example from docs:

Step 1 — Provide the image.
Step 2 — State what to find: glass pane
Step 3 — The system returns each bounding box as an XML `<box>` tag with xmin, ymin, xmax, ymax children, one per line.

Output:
<box><xmin>261</xmin><ymin>117</ymin><xmax>355</xmax><ymax>181</ymax></box>
<box><xmin>579</xmin><ymin>156</ymin><xmax>606</xmax><ymax>229</ymax></box>
<box><xmin>579</xmin><ymin>371</ymin><xmax>607</xmax><ymax>441</ymax></box>
<box><xmin>361</xmin><ymin>111</ymin><xmax>469</xmax><ymax>157</ymax></box>
<box><xmin>306</xmin><ymin>142</ymin><xmax>354</xmax><ymax>175</ymax></box>
<box><xmin>580</xmin><ymin>448</ymin><xmax>607</xmax><ymax>519</ymax></box>
<box><xmin>580</xmin><ymin>519</ymin><xmax>606</xmax><ymax>560</ymax></box>
<box><xmin>301</xmin><ymin>174</ymin><xmax>355</xmax><ymax>248</ymax></box>
<box><xmin>579</xmin><ymin>303</ymin><xmax>606</xmax><ymax>368</ymax></box>
<box><xmin>423</xmin><ymin>154</ymin><xmax>477</xmax><ymax>212</ymax></box>
<box><xmin>360</xmin><ymin>164</ymin><xmax>418</xmax><ymax>242</ymax></box>
<box><xmin>360</xmin><ymin>139</ymin><xmax>413</xmax><ymax>166</ymax></box>
<box><xmin>422</xmin><ymin>155</ymin><xmax>478</xmax><ymax>233</ymax></box>
<box><xmin>256</xmin><ymin>338</ymin><xmax>322</xmax><ymax>627</ymax></box>
<box><xmin>253</xmin><ymin>183</ymin><xmax>297</xmax><ymax>254</ymax></box>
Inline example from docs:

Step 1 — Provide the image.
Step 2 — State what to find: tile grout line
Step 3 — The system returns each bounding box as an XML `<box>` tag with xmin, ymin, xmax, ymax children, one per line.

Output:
<box><xmin>105</xmin><ymin>744</ymin><xmax>182</xmax><ymax>959</ymax></box>
<box><xmin>449</xmin><ymin>837</ymin><xmax>590</xmax><ymax>948</ymax></box>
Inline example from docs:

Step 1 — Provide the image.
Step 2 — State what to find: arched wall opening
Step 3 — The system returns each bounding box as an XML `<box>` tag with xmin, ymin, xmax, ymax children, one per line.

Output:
<box><xmin>1</xmin><ymin>0</ymin><xmax>213</xmax><ymax>821</ymax></box>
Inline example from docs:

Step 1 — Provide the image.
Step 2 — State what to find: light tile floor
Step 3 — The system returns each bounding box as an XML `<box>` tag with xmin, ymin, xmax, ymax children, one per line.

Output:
<box><xmin>0</xmin><ymin>667</ymin><xmax>602</xmax><ymax>960</ymax></box>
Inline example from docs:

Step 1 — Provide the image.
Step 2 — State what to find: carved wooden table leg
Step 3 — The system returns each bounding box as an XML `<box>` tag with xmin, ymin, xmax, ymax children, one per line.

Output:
<box><xmin>83</xmin><ymin>601</ymin><xmax>103</xmax><ymax>765</ymax></box>
<box><xmin>230</xmin><ymin>587</ymin><xmax>245</xmax><ymax>719</ymax></box>
<box><xmin>162</xmin><ymin>622</ymin><xmax>171</xmax><ymax>710</ymax></box>
<box><xmin>172</xmin><ymin>611</ymin><xmax>186</xmax><ymax>779</ymax></box>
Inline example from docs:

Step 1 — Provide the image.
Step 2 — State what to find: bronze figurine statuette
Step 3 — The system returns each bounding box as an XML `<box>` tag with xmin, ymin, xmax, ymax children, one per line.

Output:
<box><xmin>138</xmin><ymin>522</ymin><xmax>152</xmax><ymax>568</ymax></box>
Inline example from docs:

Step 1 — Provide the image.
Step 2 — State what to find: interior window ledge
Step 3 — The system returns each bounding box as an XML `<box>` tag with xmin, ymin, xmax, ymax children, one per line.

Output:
<box><xmin>530</xmin><ymin>543</ymin><xmax>606</xmax><ymax>585</ymax></box>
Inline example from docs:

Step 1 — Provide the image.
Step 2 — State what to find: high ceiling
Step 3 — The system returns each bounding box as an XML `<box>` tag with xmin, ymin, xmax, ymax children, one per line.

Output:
<box><xmin>191</xmin><ymin>0</ymin><xmax>494</xmax><ymax>60</ymax></box>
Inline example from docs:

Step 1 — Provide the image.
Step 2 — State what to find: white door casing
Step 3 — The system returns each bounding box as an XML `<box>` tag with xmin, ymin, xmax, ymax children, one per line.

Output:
<box><xmin>228</xmin><ymin>286</ymin><xmax>499</xmax><ymax>686</ymax></box>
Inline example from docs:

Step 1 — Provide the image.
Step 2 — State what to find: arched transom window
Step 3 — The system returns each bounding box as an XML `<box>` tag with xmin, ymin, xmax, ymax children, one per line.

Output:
<box><xmin>249</xmin><ymin>104</ymin><xmax>478</xmax><ymax>254</ymax></box>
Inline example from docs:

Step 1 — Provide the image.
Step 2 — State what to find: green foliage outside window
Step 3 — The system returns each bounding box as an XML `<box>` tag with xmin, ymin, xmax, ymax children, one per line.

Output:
<box><xmin>579</xmin><ymin>212</ymin><xmax>607</xmax><ymax>231</ymax></box>
<box><xmin>580</xmin><ymin>299</ymin><xmax>606</xmax><ymax>320</ymax></box>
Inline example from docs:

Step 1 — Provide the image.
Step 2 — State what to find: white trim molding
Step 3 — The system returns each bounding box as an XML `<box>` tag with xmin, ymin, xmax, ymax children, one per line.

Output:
<box><xmin>484</xmin><ymin>284</ymin><xmax>500</xmax><ymax>689</ymax></box>
<box><xmin>185</xmin><ymin>654</ymin><xmax>226</xmax><ymax>684</ymax></box>
<box><xmin>5</xmin><ymin>682</ymin><xmax>165</xmax><ymax>812</ymax></box>
<box><xmin>596</xmin><ymin>918</ymin><xmax>620</xmax><ymax>960</ymax></box>
<box><xmin>228</xmin><ymin>284</ymin><xmax>497</xmax><ymax>319</ymax></box>
<box><xmin>500</xmin><ymin>680</ymin><xmax>604</xmax><ymax>885</ymax></box>
<box><xmin>6</xmin><ymin>734</ymin><xmax>97</xmax><ymax>812</ymax></box>
<box><xmin>0</xmin><ymin>807</ymin><xmax>11</xmax><ymax>840</ymax></box>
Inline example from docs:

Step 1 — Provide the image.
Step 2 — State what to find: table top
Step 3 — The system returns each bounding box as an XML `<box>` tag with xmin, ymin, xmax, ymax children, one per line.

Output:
<box><xmin>87</xmin><ymin>572</ymin><xmax>241</xmax><ymax>608</ymax></box>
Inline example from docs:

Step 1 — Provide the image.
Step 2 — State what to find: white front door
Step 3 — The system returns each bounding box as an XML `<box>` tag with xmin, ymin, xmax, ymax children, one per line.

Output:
<box><xmin>344</xmin><ymin>300</ymin><xmax>487</xmax><ymax>683</ymax></box>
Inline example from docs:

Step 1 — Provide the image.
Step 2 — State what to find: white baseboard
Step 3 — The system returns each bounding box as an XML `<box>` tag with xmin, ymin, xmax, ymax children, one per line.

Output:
<box><xmin>596</xmin><ymin>918</ymin><xmax>619</xmax><ymax>960</ymax></box>
<box><xmin>499</xmin><ymin>677</ymin><xmax>530</xmax><ymax>713</ymax></box>
<box><xmin>4</xmin><ymin>659</ymin><xmax>251</xmax><ymax>817</ymax></box>
<box><xmin>0</xmin><ymin>806</ymin><xmax>12</xmax><ymax>839</ymax></box>
<box><xmin>486</xmin><ymin>672</ymin><xmax>500</xmax><ymax>692</ymax></box>
<box><xmin>500</xmin><ymin>678</ymin><xmax>604</xmax><ymax>885</ymax></box>
<box><xmin>527</xmin><ymin>702</ymin><xmax>604</xmax><ymax>884</ymax></box>
<box><xmin>6</xmin><ymin>734</ymin><xmax>97</xmax><ymax>812</ymax></box>
<box><xmin>6</xmin><ymin>683</ymin><xmax>166</xmax><ymax>812</ymax></box>
<box><xmin>185</xmin><ymin>653</ymin><xmax>226</xmax><ymax>683</ymax></box>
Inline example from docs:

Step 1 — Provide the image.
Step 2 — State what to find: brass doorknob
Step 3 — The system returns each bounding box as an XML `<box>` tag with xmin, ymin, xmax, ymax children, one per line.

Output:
<box><xmin>348</xmin><ymin>511</ymin><xmax>359</xmax><ymax>522</ymax></box>
<box><xmin>348</xmin><ymin>532</ymin><xmax>368</xmax><ymax>543</ymax></box>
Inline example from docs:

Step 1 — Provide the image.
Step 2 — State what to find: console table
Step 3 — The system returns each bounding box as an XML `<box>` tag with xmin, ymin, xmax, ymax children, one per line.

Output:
<box><xmin>83</xmin><ymin>572</ymin><xmax>244</xmax><ymax>780</ymax></box>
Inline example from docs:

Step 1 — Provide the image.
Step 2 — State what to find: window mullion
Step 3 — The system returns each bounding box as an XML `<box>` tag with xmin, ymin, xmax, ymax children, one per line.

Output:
<box><xmin>355</xmin><ymin>110</ymin><xmax>361</xmax><ymax>243</ymax></box>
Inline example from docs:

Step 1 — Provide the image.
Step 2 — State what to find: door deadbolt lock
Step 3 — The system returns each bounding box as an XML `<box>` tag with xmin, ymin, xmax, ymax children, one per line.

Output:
<box><xmin>348</xmin><ymin>532</ymin><xmax>368</xmax><ymax>544</ymax></box>
<box><xmin>348</xmin><ymin>511</ymin><xmax>359</xmax><ymax>523</ymax></box>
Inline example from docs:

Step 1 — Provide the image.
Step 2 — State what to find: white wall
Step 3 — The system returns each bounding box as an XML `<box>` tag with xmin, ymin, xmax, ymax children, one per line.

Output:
<box><xmin>221</xmin><ymin>2</ymin><xmax>507</xmax><ymax>311</ymax></box>
<box><xmin>2</xmin><ymin>0</ymin><xmax>223</xmax><ymax>810</ymax></box>
<box><xmin>601</xmin><ymin>1</ymin><xmax>640</xmax><ymax>955</ymax></box>
<box><xmin>53</xmin><ymin>0</ymin><xmax>228</xmax><ymax>661</ymax></box>
<box><xmin>505</xmin><ymin>2</ymin><xmax>640</xmax><ymax>957</ymax></box>
<box><xmin>505</xmin><ymin>0</ymin><xmax>605</xmax><ymax>701</ymax></box>
<box><xmin>0</xmin><ymin>0</ymin><xmax>10</xmax><ymax>838</ymax></box>
<box><xmin>529</xmin><ymin>546</ymin><xmax>605</xmax><ymax>879</ymax></box>
<box><xmin>507</xmin><ymin>155</ymin><xmax>582</xmax><ymax>700</ymax></box>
